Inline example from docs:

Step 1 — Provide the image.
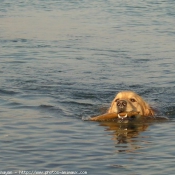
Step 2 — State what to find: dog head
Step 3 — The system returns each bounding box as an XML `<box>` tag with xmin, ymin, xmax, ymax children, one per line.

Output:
<box><xmin>108</xmin><ymin>91</ymin><xmax>154</xmax><ymax>117</ymax></box>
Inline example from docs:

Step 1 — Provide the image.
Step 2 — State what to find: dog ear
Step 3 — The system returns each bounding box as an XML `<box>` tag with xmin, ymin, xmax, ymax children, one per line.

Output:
<box><xmin>145</xmin><ymin>107</ymin><xmax>154</xmax><ymax>116</ymax></box>
<box><xmin>142</xmin><ymin>100</ymin><xmax>155</xmax><ymax>117</ymax></box>
<box><xmin>108</xmin><ymin>98</ymin><xmax>117</xmax><ymax>113</ymax></box>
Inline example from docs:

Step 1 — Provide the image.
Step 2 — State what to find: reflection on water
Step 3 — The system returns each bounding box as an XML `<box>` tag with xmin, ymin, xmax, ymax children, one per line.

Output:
<box><xmin>100</xmin><ymin>121</ymin><xmax>149</xmax><ymax>152</ymax></box>
<box><xmin>99</xmin><ymin>117</ymin><xmax>168</xmax><ymax>153</ymax></box>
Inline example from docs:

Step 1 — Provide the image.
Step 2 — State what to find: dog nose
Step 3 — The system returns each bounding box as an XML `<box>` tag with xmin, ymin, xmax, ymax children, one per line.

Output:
<box><xmin>117</xmin><ymin>100</ymin><xmax>127</xmax><ymax>112</ymax></box>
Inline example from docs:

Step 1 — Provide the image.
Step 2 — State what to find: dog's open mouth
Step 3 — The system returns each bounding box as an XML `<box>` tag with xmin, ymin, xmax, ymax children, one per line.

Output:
<box><xmin>117</xmin><ymin>111</ymin><xmax>140</xmax><ymax>120</ymax></box>
<box><xmin>118</xmin><ymin>113</ymin><xmax>128</xmax><ymax>119</ymax></box>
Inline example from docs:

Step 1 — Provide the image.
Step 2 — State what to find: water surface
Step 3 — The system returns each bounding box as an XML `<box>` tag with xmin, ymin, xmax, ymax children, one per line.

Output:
<box><xmin>0</xmin><ymin>0</ymin><xmax>175</xmax><ymax>174</ymax></box>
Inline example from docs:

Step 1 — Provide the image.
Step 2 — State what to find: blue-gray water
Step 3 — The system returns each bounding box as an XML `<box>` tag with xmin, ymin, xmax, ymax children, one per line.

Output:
<box><xmin>0</xmin><ymin>0</ymin><xmax>175</xmax><ymax>174</ymax></box>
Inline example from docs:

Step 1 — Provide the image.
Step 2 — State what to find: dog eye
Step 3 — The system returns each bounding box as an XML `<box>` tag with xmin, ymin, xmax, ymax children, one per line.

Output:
<box><xmin>130</xmin><ymin>98</ymin><xmax>136</xmax><ymax>102</ymax></box>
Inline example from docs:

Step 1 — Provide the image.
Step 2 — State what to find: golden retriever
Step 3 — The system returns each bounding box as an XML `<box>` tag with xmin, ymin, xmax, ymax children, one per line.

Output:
<box><xmin>108</xmin><ymin>91</ymin><xmax>154</xmax><ymax>118</ymax></box>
